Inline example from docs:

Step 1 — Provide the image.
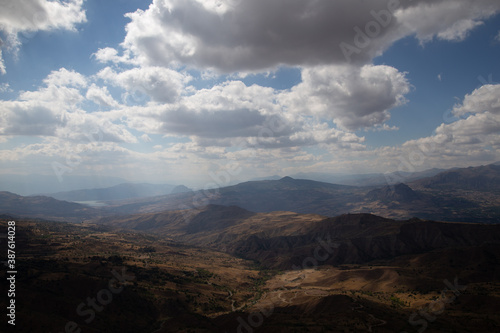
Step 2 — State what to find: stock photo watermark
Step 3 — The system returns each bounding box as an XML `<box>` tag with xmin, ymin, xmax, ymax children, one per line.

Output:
<box><xmin>340</xmin><ymin>0</ymin><xmax>413</xmax><ymax>62</ymax></box>
<box><xmin>235</xmin><ymin>234</ymin><xmax>340</xmax><ymax>333</ymax></box>
<box><xmin>4</xmin><ymin>221</ymin><xmax>17</xmax><ymax>326</ymax></box>
<box><xmin>401</xmin><ymin>277</ymin><xmax>466</xmax><ymax>333</ymax></box>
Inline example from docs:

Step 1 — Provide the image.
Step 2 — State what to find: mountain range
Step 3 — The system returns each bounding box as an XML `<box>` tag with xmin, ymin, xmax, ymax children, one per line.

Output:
<box><xmin>1</xmin><ymin>163</ymin><xmax>499</xmax><ymax>223</ymax></box>
<box><xmin>290</xmin><ymin>168</ymin><xmax>447</xmax><ymax>186</ymax></box>
<box><xmin>100</xmin><ymin>163</ymin><xmax>500</xmax><ymax>223</ymax></box>
<box><xmin>47</xmin><ymin>182</ymin><xmax>190</xmax><ymax>202</ymax></box>
<box><xmin>2</xmin><ymin>163</ymin><xmax>500</xmax><ymax>332</ymax></box>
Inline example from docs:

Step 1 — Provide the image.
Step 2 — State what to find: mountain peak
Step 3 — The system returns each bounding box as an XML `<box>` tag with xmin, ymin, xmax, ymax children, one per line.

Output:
<box><xmin>171</xmin><ymin>185</ymin><xmax>192</xmax><ymax>194</ymax></box>
<box><xmin>279</xmin><ymin>176</ymin><xmax>295</xmax><ymax>182</ymax></box>
<box><xmin>366</xmin><ymin>183</ymin><xmax>420</xmax><ymax>203</ymax></box>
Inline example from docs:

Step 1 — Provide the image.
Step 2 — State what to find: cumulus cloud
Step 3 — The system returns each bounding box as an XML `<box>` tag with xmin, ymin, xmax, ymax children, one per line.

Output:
<box><xmin>86</xmin><ymin>84</ymin><xmax>120</xmax><ymax>108</ymax></box>
<box><xmin>398</xmin><ymin>84</ymin><xmax>500</xmax><ymax>167</ymax></box>
<box><xmin>0</xmin><ymin>68</ymin><xmax>136</xmax><ymax>143</ymax></box>
<box><xmin>0</xmin><ymin>0</ymin><xmax>86</xmax><ymax>73</ymax></box>
<box><xmin>97</xmin><ymin>66</ymin><xmax>191</xmax><ymax>104</ymax></box>
<box><xmin>0</xmin><ymin>0</ymin><xmax>86</xmax><ymax>32</ymax></box>
<box><xmin>113</xmin><ymin>79</ymin><xmax>368</xmax><ymax>151</ymax></box>
<box><xmin>395</xmin><ymin>0</ymin><xmax>498</xmax><ymax>43</ymax></box>
<box><xmin>452</xmin><ymin>84</ymin><xmax>500</xmax><ymax>116</ymax></box>
<box><xmin>97</xmin><ymin>0</ymin><xmax>500</xmax><ymax>72</ymax></box>
<box><xmin>43</xmin><ymin>67</ymin><xmax>87</xmax><ymax>88</ymax></box>
<box><xmin>279</xmin><ymin>64</ymin><xmax>410</xmax><ymax>130</ymax></box>
<box><xmin>88</xmin><ymin>0</ymin><xmax>498</xmax><ymax>138</ymax></box>
<box><xmin>93</xmin><ymin>47</ymin><xmax>132</xmax><ymax>65</ymax></box>
<box><xmin>122</xmin><ymin>81</ymin><xmax>295</xmax><ymax>142</ymax></box>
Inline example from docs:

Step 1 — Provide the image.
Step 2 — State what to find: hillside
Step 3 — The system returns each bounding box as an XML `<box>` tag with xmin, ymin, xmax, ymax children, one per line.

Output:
<box><xmin>0</xmin><ymin>191</ymin><xmax>100</xmax><ymax>222</ymax></box>
<box><xmin>96</xmin><ymin>205</ymin><xmax>500</xmax><ymax>269</ymax></box>
<box><xmin>4</xmin><ymin>209</ymin><xmax>500</xmax><ymax>332</ymax></box>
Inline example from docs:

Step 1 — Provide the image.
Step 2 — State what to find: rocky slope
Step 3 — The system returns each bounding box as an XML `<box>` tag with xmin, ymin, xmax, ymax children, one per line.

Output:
<box><xmin>96</xmin><ymin>205</ymin><xmax>500</xmax><ymax>269</ymax></box>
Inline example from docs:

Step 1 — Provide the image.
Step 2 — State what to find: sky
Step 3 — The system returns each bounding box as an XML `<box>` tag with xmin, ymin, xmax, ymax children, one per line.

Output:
<box><xmin>0</xmin><ymin>0</ymin><xmax>500</xmax><ymax>190</ymax></box>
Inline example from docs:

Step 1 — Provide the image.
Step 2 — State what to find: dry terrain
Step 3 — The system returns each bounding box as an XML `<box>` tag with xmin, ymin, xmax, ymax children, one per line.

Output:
<box><xmin>2</xmin><ymin>210</ymin><xmax>500</xmax><ymax>332</ymax></box>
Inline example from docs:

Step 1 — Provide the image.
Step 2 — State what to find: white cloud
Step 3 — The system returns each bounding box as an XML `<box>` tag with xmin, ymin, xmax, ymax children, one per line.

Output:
<box><xmin>279</xmin><ymin>64</ymin><xmax>410</xmax><ymax>130</ymax></box>
<box><xmin>56</xmin><ymin>111</ymin><xmax>138</xmax><ymax>143</ymax></box>
<box><xmin>374</xmin><ymin>124</ymin><xmax>400</xmax><ymax>132</ymax></box>
<box><xmin>97</xmin><ymin>66</ymin><xmax>191</xmax><ymax>104</ymax></box>
<box><xmin>43</xmin><ymin>67</ymin><xmax>87</xmax><ymax>88</ymax></box>
<box><xmin>2</xmin><ymin>1</ymin><xmax>499</xmax><ymax>183</ymax></box>
<box><xmin>140</xmin><ymin>134</ymin><xmax>152</xmax><ymax>142</ymax></box>
<box><xmin>0</xmin><ymin>0</ymin><xmax>86</xmax><ymax>32</ymax></box>
<box><xmin>86</xmin><ymin>84</ymin><xmax>120</xmax><ymax>108</ymax></box>
<box><xmin>0</xmin><ymin>82</ymin><xmax>11</xmax><ymax>93</ymax></box>
<box><xmin>395</xmin><ymin>0</ymin><xmax>497</xmax><ymax>43</ymax></box>
<box><xmin>0</xmin><ymin>0</ymin><xmax>86</xmax><ymax>73</ymax></box>
<box><xmin>98</xmin><ymin>0</ymin><xmax>500</xmax><ymax>72</ymax></box>
<box><xmin>93</xmin><ymin>47</ymin><xmax>132</xmax><ymax>65</ymax></box>
<box><xmin>121</xmin><ymin>80</ymin><xmax>296</xmax><ymax>142</ymax></box>
<box><xmin>0</xmin><ymin>68</ymin><xmax>136</xmax><ymax>143</ymax></box>
<box><xmin>395</xmin><ymin>84</ymin><xmax>500</xmax><ymax>168</ymax></box>
<box><xmin>452</xmin><ymin>84</ymin><xmax>500</xmax><ymax>117</ymax></box>
<box><xmin>110</xmin><ymin>79</ymin><xmax>369</xmax><ymax>152</ymax></box>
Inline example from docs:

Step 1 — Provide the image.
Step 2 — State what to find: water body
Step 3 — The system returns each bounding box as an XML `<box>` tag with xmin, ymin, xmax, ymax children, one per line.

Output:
<box><xmin>74</xmin><ymin>201</ymin><xmax>108</xmax><ymax>207</ymax></box>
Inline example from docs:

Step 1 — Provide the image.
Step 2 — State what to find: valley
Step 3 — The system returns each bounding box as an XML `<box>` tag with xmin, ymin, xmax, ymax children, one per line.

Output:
<box><xmin>1</xmin><ymin>163</ymin><xmax>500</xmax><ymax>332</ymax></box>
<box><xmin>1</xmin><ymin>205</ymin><xmax>500</xmax><ymax>332</ymax></box>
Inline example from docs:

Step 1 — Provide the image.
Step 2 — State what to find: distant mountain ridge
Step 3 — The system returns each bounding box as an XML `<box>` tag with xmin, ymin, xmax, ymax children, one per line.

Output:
<box><xmin>411</xmin><ymin>164</ymin><xmax>500</xmax><ymax>191</ymax></box>
<box><xmin>103</xmin><ymin>164</ymin><xmax>500</xmax><ymax>223</ymax></box>
<box><xmin>290</xmin><ymin>168</ymin><xmax>446</xmax><ymax>186</ymax></box>
<box><xmin>2</xmin><ymin>163</ymin><xmax>500</xmax><ymax>223</ymax></box>
<box><xmin>103</xmin><ymin>176</ymin><xmax>364</xmax><ymax>217</ymax></box>
<box><xmin>47</xmin><ymin>182</ymin><xmax>190</xmax><ymax>202</ymax></box>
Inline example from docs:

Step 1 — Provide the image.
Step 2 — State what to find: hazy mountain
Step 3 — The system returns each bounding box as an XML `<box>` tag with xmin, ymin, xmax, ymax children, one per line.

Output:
<box><xmin>249</xmin><ymin>175</ymin><xmax>282</xmax><ymax>181</ymax></box>
<box><xmin>365</xmin><ymin>183</ymin><xmax>423</xmax><ymax>203</ymax></box>
<box><xmin>105</xmin><ymin>166</ymin><xmax>500</xmax><ymax>222</ymax></box>
<box><xmin>3</xmin><ymin>164</ymin><xmax>500</xmax><ymax>224</ymax></box>
<box><xmin>0</xmin><ymin>173</ymin><xmax>127</xmax><ymax>196</ymax></box>
<box><xmin>290</xmin><ymin>168</ymin><xmax>446</xmax><ymax>186</ymax></box>
<box><xmin>104</xmin><ymin>176</ymin><xmax>366</xmax><ymax>217</ymax></box>
<box><xmin>47</xmin><ymin>182</ymin><xmax>180</xmax><ymax>202</ymax></box>
<box><xmin>410</xmin><ymin>163</ymin><xmax>500</xmax><ymax>192</ymax></box>
<box><xmin>0</xmin><ymin>191</ymin><xmax>100</xmax><ymax>222</ymax></box>
<box><xmin>170</xmin><ymin>184</ymin><xmax>192</xmax><ymax>194</ymax></box>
